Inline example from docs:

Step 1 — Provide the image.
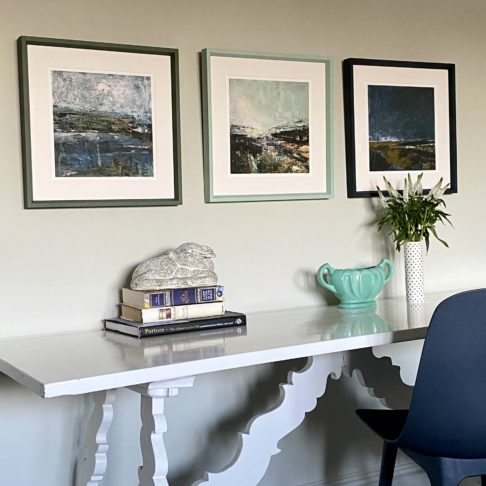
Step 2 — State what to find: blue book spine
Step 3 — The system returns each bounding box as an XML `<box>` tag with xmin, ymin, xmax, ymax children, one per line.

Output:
<box><xmin>150</xmin><ymin>286</ymin><xmax>224</xmax><ymax>307</ymax></box>
<box><xmin>150</xmin><ymin>293</ymin><xmax>168</xmax><ymax>307</ymax></box>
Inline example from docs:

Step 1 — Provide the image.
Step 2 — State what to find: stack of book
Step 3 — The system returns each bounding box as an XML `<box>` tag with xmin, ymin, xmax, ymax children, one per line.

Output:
<box><xmin>104</xmin><ymin>284</ymin><xmax>247</xmax><ymax>338</ymax></box>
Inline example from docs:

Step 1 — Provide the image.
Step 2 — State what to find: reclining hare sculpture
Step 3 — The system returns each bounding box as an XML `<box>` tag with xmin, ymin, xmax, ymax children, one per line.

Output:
<box><xmin>130</xmin><ymin>242</ymin><xmax>218</xmax><ymax>290</ymax></box>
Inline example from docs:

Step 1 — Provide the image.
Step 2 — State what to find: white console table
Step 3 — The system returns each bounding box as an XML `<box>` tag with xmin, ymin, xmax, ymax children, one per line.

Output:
<box><xmin>0</xmin><ymin>292</ymin><xmax>453</xmax><ymax>485</ymax></box>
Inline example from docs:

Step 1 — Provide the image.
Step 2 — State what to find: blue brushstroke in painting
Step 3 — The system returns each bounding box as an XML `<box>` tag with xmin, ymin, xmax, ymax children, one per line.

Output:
<box><xmin>367</xmin><ymin>85</ymin><xmax>436</xmax><ymax>172</ymax></box>
<box><xmin>52</xmin><ymin>70</ymin><xmax>154</xmax><ymax>177</ymax></box>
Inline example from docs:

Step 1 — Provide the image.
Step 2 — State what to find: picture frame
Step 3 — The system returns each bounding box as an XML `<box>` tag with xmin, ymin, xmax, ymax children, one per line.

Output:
<box><xmin>201</xmin><ymin>49</ymin><xmax>332</xmax><ymax>202</ymax></box>
<box><xmin>342</xmin><ymin>58</ymin><xmax>457</xmax><ymax>198</ymax></box>
<box><xmin>18</xmin><ymin>36</ymin><xmax>181</xmax><ymax>208</ymax></box>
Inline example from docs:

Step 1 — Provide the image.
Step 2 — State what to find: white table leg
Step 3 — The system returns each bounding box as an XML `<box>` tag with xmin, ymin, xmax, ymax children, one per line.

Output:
<box><xmin>372</xmin><ymin>340</ymin><xmax>424</xmax><ymax>386</ymax></box>
<box><xmin>193</xmin><ymin>352</ymin><xmax>343</xmax><ymax>486</ymax></box>
<box><xmin>130</xmin><ymin>377</ymin><xmax>195</xmax><ymax>486</ymax></box>
<box><xmin>84</xmin><ymin>389</ymin><xmax>117</xmax><ymax>486</ymax></box>
<box><xmin>343</xmin><ymin>348</ymin><xmax>414</xmax><ymax>409</ymax></box>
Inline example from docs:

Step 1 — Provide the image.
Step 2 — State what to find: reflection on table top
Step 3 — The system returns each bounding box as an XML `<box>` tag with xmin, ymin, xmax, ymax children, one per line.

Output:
<box><xmin>0</xmin><ymin>291</ymin><xmax>456</xmax><ymax>398</ymax></box>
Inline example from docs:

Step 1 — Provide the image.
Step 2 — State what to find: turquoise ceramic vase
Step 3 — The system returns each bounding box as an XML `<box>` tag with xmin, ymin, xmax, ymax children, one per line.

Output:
<box><xmin>317</xmin><ymin>259</ymin><xmax>394</xmax><ymax>309</ymax></box>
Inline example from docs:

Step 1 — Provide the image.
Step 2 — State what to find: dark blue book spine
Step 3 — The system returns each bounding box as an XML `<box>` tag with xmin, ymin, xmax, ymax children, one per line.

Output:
<box><xmin>149</xmin><ymin>293</ymin><xmax>168</xmax><ymax>307</ymax></box>
<box><xmin>152</xmin><ymin>286</ymin><xmax>224</xmax><ymax>306</ymax></box>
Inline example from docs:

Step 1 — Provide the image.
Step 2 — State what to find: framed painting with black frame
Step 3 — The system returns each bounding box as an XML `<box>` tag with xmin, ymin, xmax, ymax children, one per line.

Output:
<box><xmin>201</xmin><ymin>49</ymin><xmax>333</xmax><ymax>202</ymax></box>
<box><xmin>18</xmin><ymin>36</ymin><xmax>181</xmax><ymax>208</ymax></box>
<box><xmin>343</xmin><ymin>58</ymin><xmax>457</xmax><ymax>198</ymax></box>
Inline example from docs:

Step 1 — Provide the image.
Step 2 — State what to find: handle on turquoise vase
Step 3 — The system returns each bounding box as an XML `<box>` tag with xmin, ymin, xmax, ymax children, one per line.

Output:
<box><xmin>379</xmin><ymin>258</ymin><xmax>394</xmax><ymax>283</ymax></box>
<box><xmin>317</xmin><ymin>263</ymin><xmax>337</xmax><ymax>293</ymax></box>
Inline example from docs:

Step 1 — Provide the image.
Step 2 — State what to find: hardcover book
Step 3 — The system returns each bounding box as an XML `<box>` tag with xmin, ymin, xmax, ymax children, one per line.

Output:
<box><xmin>122</xmin><ymin>285</ymin><xmax>224</xmax><ymax>309</ymax></box>
<box><xmin>104</xmin><ymin>311</ymin><xmax>247</xmax><ymax>338</ymax></box>
<box><xmin>120</xmin><ymin>301</ymin><xmax>225</xmax><ymax>323</ymax></box>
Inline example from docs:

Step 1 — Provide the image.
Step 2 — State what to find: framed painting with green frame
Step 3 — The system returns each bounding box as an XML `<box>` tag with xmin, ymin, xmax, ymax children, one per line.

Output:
<box><xmin>201</xmin><ymin>49</ymin><xmax>333</xmax><ymax>202</ymax></box>
<box><xmin>18</xmin><ymin>36</ymin><xmax>181</xmax><ymax>208</ymax></box>
<box><xmin>343</xmin><ymin>58</ymin><xmax>457</xmax><ymax>198</ymax></box>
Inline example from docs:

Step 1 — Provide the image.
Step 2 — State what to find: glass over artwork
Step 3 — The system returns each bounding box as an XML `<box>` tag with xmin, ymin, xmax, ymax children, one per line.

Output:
<box><xmin>229</xmin><ymin>78</ymin><xmax>310</xmax><ymax>174</ymax></box>
<box><xmin>343</xmin><ymin>58</ymin><xmax>456</xmax><ymax>198</ymax></box>
<box><xmin>368</xmin><ymin>85</ymin><xmax>435</xmax><ymax>172</ymax></box>
<box><xmin>52</xmin><ymin>70</ymin><xmax>154</xmax><ymax>178</ymax></box>
<box><xmin>202</xmin><ymin>49</ymin><xmax>331</xmax><ymax>202</ymax></box>
<box><xmin>18</xmin><ymin>36</ymin><xmax>181</xmax><ymax>208</ymax></box>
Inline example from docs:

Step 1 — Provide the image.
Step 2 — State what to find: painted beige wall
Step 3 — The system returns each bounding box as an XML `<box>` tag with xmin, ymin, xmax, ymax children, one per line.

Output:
<box><xmin>0</xmin><ymin>0</ymin><xmax>485</xmax><ymax>484</ymax></box>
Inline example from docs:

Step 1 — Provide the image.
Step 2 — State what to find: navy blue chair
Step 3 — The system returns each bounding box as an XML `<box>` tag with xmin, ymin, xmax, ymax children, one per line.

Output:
<box><xmin>357</xmin><ymin>289</ymin><xmax>486</xmax><ymax>486</ymax></box>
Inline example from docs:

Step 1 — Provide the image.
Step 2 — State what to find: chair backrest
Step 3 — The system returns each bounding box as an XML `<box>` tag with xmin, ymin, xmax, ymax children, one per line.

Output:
<box><xmin>398</xmin><ymin>289</ymin><xmax>486</xmax><ymax>458</ymax></box>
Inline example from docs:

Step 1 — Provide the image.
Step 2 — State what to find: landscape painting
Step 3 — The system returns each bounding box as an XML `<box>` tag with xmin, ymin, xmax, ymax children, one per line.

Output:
<box><xmin>229</xmin><ymin>78</ymin><xmax>310</xmax><ymax>174</ymax></box>
<box><xmin>52</xmin><ymin>70</ymin><xmax>154</xmax><ymax>177</ymax></box>
<box><xmin>368</xmin><ymin>85</ymin><xmax>436</xmax><ymax>171</ymax></box>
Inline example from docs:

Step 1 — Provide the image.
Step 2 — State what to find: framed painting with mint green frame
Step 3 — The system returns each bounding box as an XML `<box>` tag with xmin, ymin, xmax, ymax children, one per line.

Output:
<box><xmin>18</xmin><ymin>36</ymin><xmax>182</xmax><ymax>208</ymax></box>
<box><xmin>201</xmin><ymin>49</ymin><xmax>333</xmax><ymax>203</ymax></box>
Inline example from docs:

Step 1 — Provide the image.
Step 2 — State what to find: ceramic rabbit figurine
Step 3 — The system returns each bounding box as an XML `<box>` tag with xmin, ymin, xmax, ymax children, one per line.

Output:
<box><xmin>130</xmin><ymin>242</ymin><xmax>218</xmax><ymax>290</ymax></box>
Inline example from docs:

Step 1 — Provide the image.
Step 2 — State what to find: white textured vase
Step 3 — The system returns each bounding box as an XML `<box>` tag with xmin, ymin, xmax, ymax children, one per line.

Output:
<box><xmin>404</xmin><ymin>241</ymin><xmax>425</xmax><ymax>304</ymax></box>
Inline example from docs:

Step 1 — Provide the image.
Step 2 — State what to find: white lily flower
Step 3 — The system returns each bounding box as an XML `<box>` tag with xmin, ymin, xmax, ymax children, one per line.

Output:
<box><xmin>429</xmin><ymin>177</ymin><xmax>444</xmax><ymax>198</ymax></box>
<box><xmin>407</xmin><ymin>174</ymin><xmax>415</xmax><ymax>196</ymax></box>
<box><xmin>413</xmin><ymin>173</ymin><xmax>424</xmax><ymax>195</ymax></box>
<box><xmin>403</xmin><ymin>177</ymin><xmax>409</xmax><ymax>201</ymax></box>
<box><xmin>377</xmin><ymin>187</ymin><xmax>388</xmax><ymax>207</ymax></box>
<box><xmin>383</xmin><ymin>176</ymin><xmax>401</xmax><ymax>198</ymax></box>
<box><xmin>435</xmin><ymin>181</ymin><xmax>450</xmax><ymax>198</ymax></box>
